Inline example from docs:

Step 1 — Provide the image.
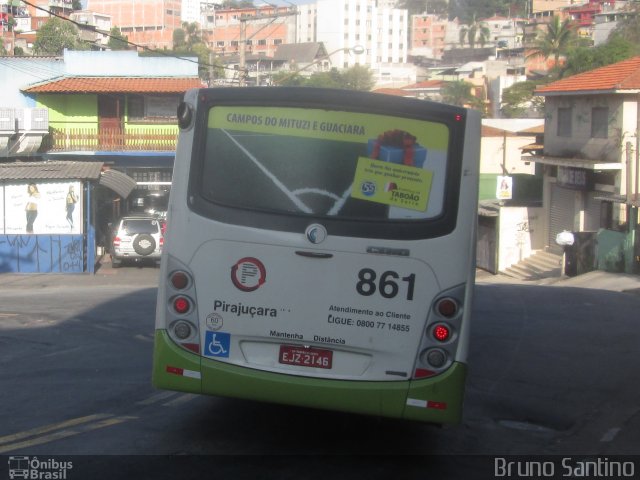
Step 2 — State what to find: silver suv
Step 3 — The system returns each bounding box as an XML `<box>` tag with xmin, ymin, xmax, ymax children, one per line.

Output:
<box><xmin>110</xmin><ymin>216</ymin><xmax>163</xmax><ymax>268</ymax></box>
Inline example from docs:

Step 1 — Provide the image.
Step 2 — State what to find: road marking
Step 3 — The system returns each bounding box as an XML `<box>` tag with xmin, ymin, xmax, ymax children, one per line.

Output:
<box><xmin>162</xmin><ymin>393</ymin><xmax>198</xmax><ymax>407</ymax></box>
<box><xmin>600</xmin><ymin>427</ymin><xmax>622</xmax><ymax>442</ymax></box>
<box><xmin>0</xmin><ymin>313</ymin><xmax>19</xmax><ymax>317</ymax></box>
<box><xmin>136</xmin><ymin>391</ymin><xmax>178</xmax><ymax>406</ymax></box>
<box><xmin>0</xmin><ymin>414</ymin><xmax>136</xmax><ymax>454</ymax></box>
<box><xmin>134</xmin><ymin>334</ymin><xmax>153</xmax><ymax>343</ymax></box>
<box><xmin>0</xmin><ymin>414</ymin><xmax>110</xmax><ymax>445</ymax></box>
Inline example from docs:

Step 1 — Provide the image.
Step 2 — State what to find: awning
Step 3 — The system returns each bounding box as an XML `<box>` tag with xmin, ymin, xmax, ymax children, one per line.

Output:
<box><xmin>521</xmin><ymin>155</ymin><xmax>621</xmax><ymax>171</ymax></box>
<box><xmin>0</xmin><ymin>161</ymin><xmax>137</xmax><ymax>198</ymax></box>
<box><xmin>520</xmin><ymin>143</ymin><xmax>544</xmax><ymax>153</ymax></box>
<box><xmin>0</xmin><ymin>161</ymin><xmax>103</xmax><ymax>180</ymax></box>
<box><xmin>98</xmin><ymin>169</ymin><xmax>137</xmax><ymax>199</ymax></box>
<box><xmin>594</xmin><ymin>192</ymin><xmax>640</xmax><ymax>207</ymax></box>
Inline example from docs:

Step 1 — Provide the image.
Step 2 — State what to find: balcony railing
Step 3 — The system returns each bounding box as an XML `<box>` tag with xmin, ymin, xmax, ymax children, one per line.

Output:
<box><xmin>49</xmin><ymin>128</ymin><xmax>178</xmax><ymax>152</ymax></box>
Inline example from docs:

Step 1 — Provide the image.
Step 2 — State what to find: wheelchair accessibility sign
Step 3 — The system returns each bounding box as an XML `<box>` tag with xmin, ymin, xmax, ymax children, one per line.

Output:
<box><xmin>204</xmin><ymin>331</ymin><xmax>231</xmax><ymax>358</ymax></box>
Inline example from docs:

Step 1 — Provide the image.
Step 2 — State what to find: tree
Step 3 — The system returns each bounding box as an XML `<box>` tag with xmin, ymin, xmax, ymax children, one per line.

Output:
<box><xmin>173</xmin><ymin>28</ymin><xmax>187</xmax><ymax>49</ymax></box>
<box><xmin>526</xmin><ymin>16</ymin><xmax>577</xmax><ymax>76</ymax></box>
<box><xmin>339</xmin><ymin>64</ymin><xmax>375</xmax><ymax>91</ymax></box>
<box><xmin>303</xmin><ymin>69</ymin><xmax>343</xmax><ymax>89</ymax></box>
<box><xmin>446</xmin><ymin>0</ymin><xmax>531</xmax><ymax>22</ymax></box>
<box><xmin>458</xmin><ymin>15</ymin><xmax>490</xmax><ymax>48</ymax></box>
<box><xmin>0</xmin><ymin>39</ymin><xmax>6</xmax><ymax>56</ymax></box>
<box><xmin>397</xmin><ymin>0</ymin><xmax>447</xmax><ymax>15</ymax></box>
<box><xmin>562</xmin><ymin>35</ymin><xmax>636</xmax><ymax>77</ymax></box>
<box><xmin>273</xmin><ymin>65</ymin><xmax>375</xmax><ymax>91</ymax></box>
<box><xmin>108</xmin><ymin>27</ymin><xmax>129</xmax><ymax>50</ymax></box>
<box><xmin>441</xmin><ymin>80</ymin><xmax>484</xmax><ymax>112</ymax></box>
<box><xmin>72</xmin><ymin>0</ymin><xmax>82</xmax><ymax>10</ymax></box>
<box><xmin>33</xmin><ymin>17</ymin><xmax>86</xmax><ymax>55</ymax></box>
<box><xmin>220</xmin><ymin>0</ymin><xmax>254</xmax><ymax>8</ymax></box>
<box><xmin>500</xmin><ymin>80</ymin><xmax>545</xmax><ymax>118</ymax></box>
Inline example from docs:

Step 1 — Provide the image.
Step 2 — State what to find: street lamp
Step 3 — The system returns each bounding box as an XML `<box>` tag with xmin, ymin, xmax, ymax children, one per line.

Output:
<box><xmin>272</xmin><ymin>45</ymin><xmax>365</xmax><ymax>85</ymax></box>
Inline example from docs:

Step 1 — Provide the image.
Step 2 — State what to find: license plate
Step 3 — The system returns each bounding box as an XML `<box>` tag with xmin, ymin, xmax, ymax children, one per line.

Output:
<box><xmin>278</xmin><ymin>345</ymin><xmax>333</xmax><ymax>369</ymax></box>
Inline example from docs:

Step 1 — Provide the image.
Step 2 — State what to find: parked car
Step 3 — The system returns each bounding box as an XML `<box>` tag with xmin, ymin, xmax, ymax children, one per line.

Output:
<box><xmin>110</xmin><ymin>216</ymin><xmax>163</xmax><ymax>268</ymax></box>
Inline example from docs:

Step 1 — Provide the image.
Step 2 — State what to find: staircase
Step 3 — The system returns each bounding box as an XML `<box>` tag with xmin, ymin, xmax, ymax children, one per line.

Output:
<box><xmin>502</xmin><ymin>250</ymin><xmax>563</xmax><ymax>281</ymax></box>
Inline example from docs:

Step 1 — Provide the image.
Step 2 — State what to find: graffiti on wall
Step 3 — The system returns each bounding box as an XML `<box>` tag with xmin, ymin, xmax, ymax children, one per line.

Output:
<box><xmin>0</xmin><ymin>235</ymin><xmax>84</xmax><ymax>273</ymax></box>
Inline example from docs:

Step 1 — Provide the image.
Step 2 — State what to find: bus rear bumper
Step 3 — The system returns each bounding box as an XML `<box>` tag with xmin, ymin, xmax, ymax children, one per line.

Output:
<box><xmin>152</xmin><ymin>330</ymin><xmax>466</xmax><ymax>424</ymax></box>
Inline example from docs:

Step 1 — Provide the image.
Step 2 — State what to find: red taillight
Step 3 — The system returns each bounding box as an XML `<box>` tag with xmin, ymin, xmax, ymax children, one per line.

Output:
<box><xmin>173</xmin><ymin>296</ymin><xmax>191</xmax><ymax>314</ymax></box>
<box><xmin>414</xmin><ymin>368</ymin><xmax>436</xmax><ymax>378</ymax></box>
<box><xmin>436</xmin><ymin>297</ymin><xmax>458</xmax><ymax>318</ymax></box>
<box><xmin>113</xmin><ymin>236</ymin><xmax>121</xmax><ymax>247</ymax></box>
<box><xmin>160</xmin><ymin>237</ymin><xmax>164</xmax><ymax>247</ymax></box>
<box><xmin>433</xmin><ymin>324</ymin><xmax>451</xmax><ymax>342</ymax></box>
<box><xmin>171</xmin><ymin>271</ymin><xmax>189</xmax><ymax>290</ymax></box>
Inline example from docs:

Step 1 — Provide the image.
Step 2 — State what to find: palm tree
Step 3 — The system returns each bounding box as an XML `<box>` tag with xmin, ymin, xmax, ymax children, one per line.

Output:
<box><xmin>459</xmin><ymin>15</ymin><xmax>490</xmax><ymax>49</ymax></box>
<box><xmin>441</xmin><ymin>80</ymin><xmax>485</xmax><ymax>113</ymax></box>
<box><xmin>527</xmin><ymin>16</ymin><xmax>576</xmax><ymax>73</ymax></box>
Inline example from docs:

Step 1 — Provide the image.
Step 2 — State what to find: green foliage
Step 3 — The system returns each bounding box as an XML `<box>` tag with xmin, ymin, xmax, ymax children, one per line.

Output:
<box><xmin>459</xmin><ymin>15</ymin><xmax>490</xmax><ymax>48</ymax></box>
<box><xmin>169</xmin><ymin>22</ymin><xmax>212</xmax><ymax>80</ymax></box>
<box><xmin>449</xmin><ymin>0</ymin><xmax>516</xmax><ymax>23</ymax></box>
<box><xmin>397</xmin><ymin>0</ymin><xmax>448</xmax><ymax>15</ymax></box>
<box><xmin>108</xmin><ymin>27</ymin><xmax>129</xmax><ymax>51</ymax></box>
<box><xmin>340</xmin><ymin>64</ymin><xmax>376</xmax><ymax>91</ymax></box>
<box><xmin>441</xmin><ymin>80</ymin><xmax>484</xmax><ymax>112</ymax></box>
<box><xmin>527</xmin><ymin>15</ymin><xmax>577</xmax><ymax>77</ymax></box>
<box><xmin>500</xmin><ymin>80</ymin><xmax>545</xmax><ymax>118</ymax></box>
<box><xmin>173</xmin><ymin>28</ymin><xmax>187</xmax><ymax>49</ymax></box>
<box><xmin>72</xmin><ymin>0</ymin><xmax>82</xmax><ymax>10</ymax></box>
<box><xmin>33</xmin><ymin>17</ymin><xmax>87</xmax><ymax>55</ymax></box>
<box><xmin>274</xmin><ymin>65</ymin><xmax>375</xmax><ymax>91</ymax></box>
<box><xmin>562</xmin><ymin>35</ymin><xmax>636</xmax><ymax>77</ymax></box>
<box><xmin>220</xmin><ymin>0</ymin><xmax>254</xmax><ymax>8</ymax></box>
<box><xmin>0</xmin><ymin>39</ymin><xmax>6</xmax><ymax>55</ymax></box>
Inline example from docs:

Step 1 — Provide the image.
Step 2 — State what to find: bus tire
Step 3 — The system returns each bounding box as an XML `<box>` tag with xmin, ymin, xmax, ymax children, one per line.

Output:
<box><xmin>133</xmin><ymin>234</ymin><xmax>156</xmax><ymax>256</ymax></box>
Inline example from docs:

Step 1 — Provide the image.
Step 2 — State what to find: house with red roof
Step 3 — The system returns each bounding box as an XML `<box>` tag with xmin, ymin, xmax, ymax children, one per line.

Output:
<box><xmin>0</xmin><ymin>50</ymin><xmax>204</xmax><ymax>271</ymax></box>
<box><xmin>530</xmin><ymin>56</ymin><xmax>640</xmax><ymax>274</ymax></box>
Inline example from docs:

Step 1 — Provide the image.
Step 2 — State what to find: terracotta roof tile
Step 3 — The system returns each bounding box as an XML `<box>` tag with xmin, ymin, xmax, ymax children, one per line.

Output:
<box><xmin>22</xmin><ymin>77</ymin><xmax>205</xmax><ymax>94</ymax></box>
<box><xmin>402</xmin><ymin>80</ymin><xmax>444</xmax><ymax>89</ymax></box>
<box><xmin>372</xmin><ymin>88</ymin><xmax>411</xmax><ymax>97</ymax></box>
<box><xmin>536</xmin><ymin>56</ymin><xmax>640</xmax><ymax>94</ymax></box>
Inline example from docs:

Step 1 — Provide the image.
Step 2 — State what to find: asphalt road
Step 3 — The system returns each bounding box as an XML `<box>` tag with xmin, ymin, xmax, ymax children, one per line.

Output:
<box><xmin>0</xmin><ymin>264</ymin><xmax>639</xmax><ymax>479</ymax></box>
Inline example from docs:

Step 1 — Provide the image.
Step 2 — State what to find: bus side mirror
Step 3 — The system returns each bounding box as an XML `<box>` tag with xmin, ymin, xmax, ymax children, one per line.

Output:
<box><xmin>177</xmin><ymin>102</ymin><xmax>194</xmax><ymax>130</ymax></box>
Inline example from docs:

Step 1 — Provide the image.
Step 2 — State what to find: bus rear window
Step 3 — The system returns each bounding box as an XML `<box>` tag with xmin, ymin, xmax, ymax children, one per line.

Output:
<box><xmin>200</xmin><ymin>106</ymin><xmax>450</xmax><ymax>221</ymax></box>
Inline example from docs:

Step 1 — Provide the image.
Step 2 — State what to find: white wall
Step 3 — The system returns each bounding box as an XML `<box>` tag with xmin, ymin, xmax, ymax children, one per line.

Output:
<box><xmin>315</xmin><ymin>0</ymin><xmax>407</xmax><ymax>71</ymax></box>
<box><xmin>543</xmin><ymin>95</ymin><xmax>624</xmax><ymax>163</ymax></box>
<box><xmin>498</xmin><ymin>206</ymin><xmax>545</xmax><ymax>270</ymax></box>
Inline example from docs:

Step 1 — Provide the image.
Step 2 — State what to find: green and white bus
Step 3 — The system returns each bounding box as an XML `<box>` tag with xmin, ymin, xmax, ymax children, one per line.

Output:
<box><xmin>153</xmin><ymin>88</ymin><xmax>481</xmax><ymax>424</ymax></box>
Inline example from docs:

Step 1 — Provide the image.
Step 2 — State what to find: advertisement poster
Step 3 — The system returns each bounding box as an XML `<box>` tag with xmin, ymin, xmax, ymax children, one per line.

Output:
<box><xmin>2</xmin><ymin>181</ymin><xmax>83</xmax><ymax>235</ymax></box>
<box><xmin>496</xmin><ymin>175</ymin><xmax>513</xmax><ymax>200</ymax></box>
<box><xmin>205</xmin><ymin>106</ymin><xmax>450</xmax><ymax>220</ymax></box>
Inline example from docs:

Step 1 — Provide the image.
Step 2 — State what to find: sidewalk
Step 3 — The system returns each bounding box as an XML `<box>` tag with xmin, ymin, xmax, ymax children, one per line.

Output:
<box><xmin>476</xmin><ymin>268</ymin><xmax>640</xmax><ymax>294</ymax></box>
<box><xmin>0</xmin><ymin>256</ymin><xmax>160</xmax><ymax>289</ymax></box>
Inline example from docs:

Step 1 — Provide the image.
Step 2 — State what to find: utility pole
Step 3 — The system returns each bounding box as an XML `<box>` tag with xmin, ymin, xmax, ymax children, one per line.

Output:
<box><xmin>238</xmin><ymin>8</ymin><xmax>298</xmax><ymax>86</ymax></box>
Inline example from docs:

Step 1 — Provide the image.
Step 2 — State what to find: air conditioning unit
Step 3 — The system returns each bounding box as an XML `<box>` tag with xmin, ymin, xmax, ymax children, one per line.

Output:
<box><xmin>0</xmin><ymin>108</ymin><xmax>15</xmax><ymax>132</ymax></box>
<box><xmin>14</xmin><ymin>108</ymin><xmax>49</xmax><ymax>131</ymax></box>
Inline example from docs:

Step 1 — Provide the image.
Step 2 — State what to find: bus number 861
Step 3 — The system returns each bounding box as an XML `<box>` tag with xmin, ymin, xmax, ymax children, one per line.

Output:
<box><xmin>356</xmin><ymin>268</ymin><xmax>415</xmax><ymax>301</ymax></box>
